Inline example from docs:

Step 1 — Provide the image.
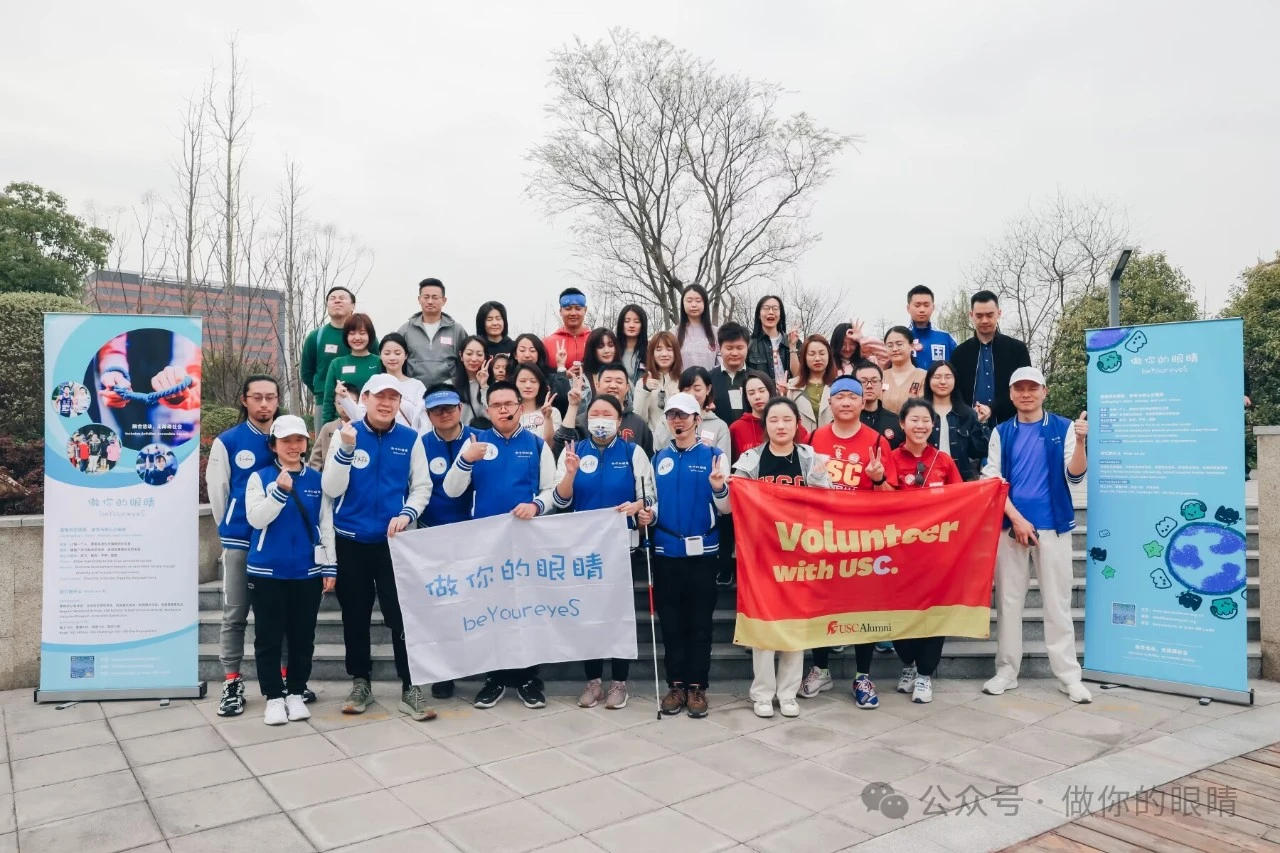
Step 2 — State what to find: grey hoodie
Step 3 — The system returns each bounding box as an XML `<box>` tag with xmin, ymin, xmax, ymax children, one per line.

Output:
<box><xmin>653</xmin><ymin>408</ymin><xmax>731</xmax><ymax>457</ymax></box>
<box><xmin>398</xmin><ymin>312</ymin><xmax>466</xmax><ymax>389</ymax></box>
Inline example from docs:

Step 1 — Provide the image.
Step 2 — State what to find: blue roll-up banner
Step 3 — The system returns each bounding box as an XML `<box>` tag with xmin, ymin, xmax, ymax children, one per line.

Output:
<box><xmin>38</xmin><ymin>314</ymin><xmax>206</xmax><ymax>701</ymax></box>
<box><xmin>1082</xmin><ymin>318</ymin><xmax>1251</xmax><ymax>704</ymax></box>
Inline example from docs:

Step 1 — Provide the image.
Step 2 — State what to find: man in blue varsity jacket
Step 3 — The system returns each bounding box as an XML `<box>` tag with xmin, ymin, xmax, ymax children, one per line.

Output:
<box><xmin>443</xmin><ymin>380</ymin><xmax>566</xmax><ymax>710</ymax></box>
<box><xmin>322</xmin><ymin>373</ymin><xmax>435</xmax><ymax>721</ymax></box>
<box><xmin>417</xmin><ymin>383</ymin><xmax>482</xmax><ymax>700</ymax></box>
<box><xmin>205</xmin><ymin>374</ymin><xmax>280</xmax><ymax>717</ymax></box>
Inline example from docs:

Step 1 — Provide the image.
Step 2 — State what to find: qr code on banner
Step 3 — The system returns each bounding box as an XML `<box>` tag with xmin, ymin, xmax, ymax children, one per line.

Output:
<box><xmin>1112</xmin><ymin>603</ymin><xmax>1136</xmax><ymax>627</ymax></box>
<box><xmin>70</xmin><ymin>656</ymin><xmax>95</xmax><ymax>679</ymax></box>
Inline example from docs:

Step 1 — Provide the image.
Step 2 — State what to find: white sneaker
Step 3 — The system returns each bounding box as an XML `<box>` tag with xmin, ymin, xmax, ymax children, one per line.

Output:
<box><xmin>912</xmin><ymin>675</ymin><xmax>933</xmax><ymax>704</ymax></box>
<box><xmin>1060</xmin><ymin>682</ymin><xmax>1093</xmax><ymax>703</ymax></box>
<box><xmin>285</xmin><ymin>694</ymin><xmax>311</xmax><ymax>721</ymax></box>
<box><xmin>264</xmin><ymin>697</ymin><xmax>288</xmax><ymax>726</ymax></box>
<box><xmin>799</xmin><ymin>666</ymin><xmax>833</xmax><ymax>698</ymax></box>
<box><xmin>753</xmin><ymin>701</ymin><xmax>775</xmax><ymax>718</ymax></box>
<box><xmin>982</xmin><ymin>674</ymin><xmax>1018</xmax><ymax>695</ymax></box>
<box><xmin>779</xmin><ymin>699</ymin><xmax>800</xmax><ymax>718</ymax></box>
<box><xmin>896</xmin><ymin>666</ymin><xmax>917</xmax><ymax>694</ymax></box>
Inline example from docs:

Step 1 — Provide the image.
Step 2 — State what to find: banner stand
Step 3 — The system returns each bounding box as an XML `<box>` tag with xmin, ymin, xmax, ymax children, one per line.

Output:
<box><xmin>36</xmin><ymin>684</ymin><xmax>207</xmax><ymax>704</ymax></box>
<box><xmin>1082</xmin><ymin>669</ymin><xmax>1252</xmax><ymax>706</ymax></box>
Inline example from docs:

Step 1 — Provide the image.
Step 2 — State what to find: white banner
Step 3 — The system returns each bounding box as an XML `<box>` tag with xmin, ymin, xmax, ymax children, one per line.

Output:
<box><xmin>389</xmin><ymin>509</ymin><xmax>638</xmax><ymax>684</ymax></box>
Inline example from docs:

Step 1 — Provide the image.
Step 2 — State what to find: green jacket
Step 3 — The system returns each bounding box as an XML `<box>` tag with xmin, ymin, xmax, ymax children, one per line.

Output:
<box><xmin>321</xmin><ymin>354</ymin><xmax>382</xmax><ymax>423</ymax></box>
<box><xmin>300</xmin><ymin>324</ymin><xmax>351</xmax><ymax>397</ymax></box>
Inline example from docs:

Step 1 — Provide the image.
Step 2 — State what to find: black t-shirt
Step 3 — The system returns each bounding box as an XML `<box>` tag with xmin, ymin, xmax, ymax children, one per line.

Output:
<box><xmin>757</xmin><ymin>446</ymin><xmax>806</xmax><ymax>486</ymax></box>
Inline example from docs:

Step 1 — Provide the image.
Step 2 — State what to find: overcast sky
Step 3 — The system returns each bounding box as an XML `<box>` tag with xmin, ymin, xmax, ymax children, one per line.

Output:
<box><xmin>4</xmin><ymin>1</ymin><xmax>1278</xmax><ymax>339</ymax></box>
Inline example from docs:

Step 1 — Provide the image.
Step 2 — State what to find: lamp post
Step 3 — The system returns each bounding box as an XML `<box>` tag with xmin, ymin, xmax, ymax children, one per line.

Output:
<box><xmin>1108</xmin><ymin>248</ymin><xmax>1134</xmax><ymax>327</ymax></box>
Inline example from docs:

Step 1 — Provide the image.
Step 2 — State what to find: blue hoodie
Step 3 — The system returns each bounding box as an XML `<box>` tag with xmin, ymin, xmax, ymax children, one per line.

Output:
<box><xmin>321</xmin><ymin>419</ymin><xmax>432</xmax><ymax>543</ymax></box>
<box><xmin>244</xmin><ymin>464</ymin><xmax>335</xmax><ymax>579</ymax></box>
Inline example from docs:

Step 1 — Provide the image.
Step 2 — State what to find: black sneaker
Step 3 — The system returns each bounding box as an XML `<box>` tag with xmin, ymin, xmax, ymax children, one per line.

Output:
<box><xmin>216</xmin><ymin>676</ymin><xmax>245</xmax><ymax>717</ymax></box>
<box><xmin>716</xmin><ymin>566</ymin><xmax>735</xmax><ymax>587</ymax></box>
<box><xmin>474</xmin><ymin>678</ymin><xmax>506</xmax><ymax>709</ymax></box>
<box><xmin>301</xmin><ymin>686</ymin><xmax>318</xmax><ymax>704</ymax></box>
<box><xmin>431</xmin><ymin>680</ymin><xmax>455</xmax><ymax>700</ymax></box>
<box><xmin>517</xmin><ymin>679</ymin><xmax>546</xmax><ymax>709</ymax></box>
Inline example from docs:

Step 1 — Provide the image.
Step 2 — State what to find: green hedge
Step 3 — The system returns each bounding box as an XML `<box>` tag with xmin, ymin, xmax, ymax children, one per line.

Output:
<box><xmin>0</xmin><ymin>292</ymin><xmax>89</xmax><ymax>440</ymax></box>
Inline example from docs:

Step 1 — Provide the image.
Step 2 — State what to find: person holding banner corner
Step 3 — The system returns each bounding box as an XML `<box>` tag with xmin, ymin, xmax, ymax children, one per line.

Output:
<box><xmin>555</xmin><ymin>386</ymin><xmax>654</xmax><ymax>710</ymax></box>
<box><xmin>731</xmin><ymin>396</ymin><xmax>832</xmax><ymax>718</ymax></box>
<box><xmin>323</xmin><ymin>374</ymin><xmax>436</xmax><ymax>721</ymax></box>
<box><xmin>981</xmin><ymin>366</ymin><xmax>1091</xmax><ymax>704</ymax></box>
<box><xmin>637</xmin><ymin>392</ymin><xmax>732</xmax><ymax>718</ymax></box>
<box><xmin>444</xmin><ymin>380</ymin><xmax>568</xmax><ymax>710</ymax></box>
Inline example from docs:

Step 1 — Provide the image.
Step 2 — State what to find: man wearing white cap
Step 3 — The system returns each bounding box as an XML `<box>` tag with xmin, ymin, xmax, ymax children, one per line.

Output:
<box><xmin>981</xmin><ymin>367</ymin><xmax>1091</xmax><ymax>703</ymax></box>
<box><xmin>323</xmin><ymin>374</ymin><xmax>435</xmax><ymax>720</ymax></box>
<box><xmin>637</xmin><ymin>392</ymin><xmax>732</xmax><ymax>718</ymax></box>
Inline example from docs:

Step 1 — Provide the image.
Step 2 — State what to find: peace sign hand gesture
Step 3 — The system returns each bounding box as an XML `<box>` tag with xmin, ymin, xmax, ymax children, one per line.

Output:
<box><xmin>708</xmin><ymin>464</ymin><xmax>727</xmax><ymax>492</ymax></box>
<box><xmin>568</xmin><ymin>372</ymin><xmax>585</xmax><ymax>406</ymax></box>
<box><xmin>477</xmin><ymin>357</ymin><xmax>492</xmax><ymax>388</ymax></box>
<box><xmin>563</xmin><ymin>444</ymin><xmax>580</xmax><ymax>475</ymax></box>
<box><xmin>555</xmin><ymin>340</ymin><xmax>568</xmax><ymax>371</ymax></box>
<box><xmin>541</xmin><ymin>393</ymin><xmax>558</xmax><ymax>417</ymax></box>
<box><xmin>865</xmin><ymin>446</ymin><xmax>885</xmax><ymax>483</ymax></box>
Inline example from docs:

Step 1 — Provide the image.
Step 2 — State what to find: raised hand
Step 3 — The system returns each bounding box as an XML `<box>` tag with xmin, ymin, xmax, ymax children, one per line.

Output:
<box><xmin>709</xmin><ymin>464</ymin><xmax>727</xmax><ymax>492</ymax></box>
<box><xmin>563</xmin><ymin>445</ymin><xmax>580</xmax><ymax>475</ymax></box>
<box><xmin>477</xmin><ymin>357</ymin><xmax>492</xmax><ymax>387</ymax></box>
<box><xmin>1074</xmin><ymin>410</ymin><xmax>1088</xmax><ymax>438</ymax></box>
<box><xmin>275</xmin><ymin>468</ymin><xmax>293</xmax><ymax>492</ymax></box>
<box><xmin>568</xmin><ymin>373</ymin><xmax>585</xmax><ymax>406</ymax></box>
<box><xmin>461</xmin><ymin>440</ymin><xmax>490</xmax><ymax>463</ymax></box>
<box><xmin>865</xmin><ymin>446</ymin><xmax>885</xmax><ymax>482</ymax></box>
<box><xmin>556</xmin><ymin>340</ymin><xmax>568</xmax><ymax>371</ymax></box>
<box><xmin>645</xmin><ymin>376</ymin><xmax>660</xmax><ymax>392</ymax></box>
<box><xmin>541</xmin><ymin>393</ymin><xmax>558</xmax><ymax>416</ymax></box>
<box><xmin>787</xmin><ymin>328</ymin><xmax>801</xmax><ymax>346</ymax></box>
<box><xmin>339</xmin><ymin>422</ymin><xmax>357</xmax><ymax>447</ymax></box>
<box><xmin>334</xmin><ymin>379</ymin><xmax>349</xmax><ymax>401</ymax></box>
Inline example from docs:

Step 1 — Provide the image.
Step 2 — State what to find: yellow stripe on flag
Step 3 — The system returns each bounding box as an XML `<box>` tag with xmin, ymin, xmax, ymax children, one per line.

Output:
<box><xmin>733</xmin><ymin>606</ymin><xmax>990</xmax><ymax>652</ymax></box>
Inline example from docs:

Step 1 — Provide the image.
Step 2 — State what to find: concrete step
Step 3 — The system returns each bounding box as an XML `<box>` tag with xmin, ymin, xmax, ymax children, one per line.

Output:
<box><xmin>198</xmin><ymin>639</ymin><xmax>1264</xmax><ymax>684</ymax></box>
<box><xmin>199</xmin><ymin>602</ymin><xmax>1262</xmax><ymax>646</ymax></box>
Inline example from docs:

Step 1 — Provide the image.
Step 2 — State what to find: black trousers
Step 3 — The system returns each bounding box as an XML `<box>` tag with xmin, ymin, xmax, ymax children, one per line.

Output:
<box><xmin>584</xmin><ymin>659</ymin><xmax>631</xmax><ymax>681</ymax></box>
<box><xmin>895</xmin><ymin>636</ymin><xmax>945</xmax><ymax>676</ymax></box>
<box><xmin>716</xmin><ymin>515</ymin><xmax>736</xmax><ymax>579</ymax></box>
<box><xmin>248</xmin><ymin>575</ymin><xmax>322</xmax><ymax>699</ymax></box>
<box><xmin>653</xmin><ymin>554</ymin><xmax>718</xmax><ymax>688</ymax></box>
<box><xmin>812</xmin><ymin>643</ymin><xmax>874</xmax><ymax>673</ymax></box>
<box><xmin>336</xmin><ymin>538</ymin><xmax>411</xmax><ymax>688</ymax></box>
<box><xmin>488</xmin><ymin>667</ymin><xmax>539</xmax><ymax>687</ymax></box>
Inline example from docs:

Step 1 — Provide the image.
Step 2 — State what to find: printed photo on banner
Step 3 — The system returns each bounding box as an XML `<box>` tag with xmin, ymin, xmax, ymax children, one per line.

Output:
<box><xmin>51</xmin><ymin>381</ymin><xmax>90</xmax><ymax>418</ymax></box>
<box><xmin>135</xmin><ymin>443</ymin><xmax>177</xmax><ymax>486</ymax></box>
<box><xmin>82</xmin><ymin>327</ymin><xmax>202</xmax><ymax>451</ymax></box>
<box><xmin>64</xmin><ymin>424</ymin><xmax>120</xmax><ymax>475</ymax></box>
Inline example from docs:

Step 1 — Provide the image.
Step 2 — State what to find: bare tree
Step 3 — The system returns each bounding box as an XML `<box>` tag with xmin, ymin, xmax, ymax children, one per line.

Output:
<box><xmin>527</xmin><ymin>29</ymin><xmax>857</xmax><ymax>328</ymax></box>
<box><xmin>728</xmin><ymin>279</ymin><xmax>850</xmax><ymax>340</ymax></box>
<box><xmin>209</xmin><ymin>36</ymin><xmax>253</xmax><ymax>298</ymax></box>
<box><xmin>167</xmin><ymin>86</ymin><xmax>213</xmax><ymax>313</ymax></box>
<box><xmin>968</xmin><ymin>191</ymin><xmax>1129</xmax><ymax>370</ymax></box>
<box><xmin>277</xmin><ymin>159</ymin><xmax>308</xmax><ymax>410</ymax></box>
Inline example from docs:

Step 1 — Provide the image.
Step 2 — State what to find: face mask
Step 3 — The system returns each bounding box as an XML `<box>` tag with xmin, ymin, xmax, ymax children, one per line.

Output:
<box><xmin>587</xmin><ymin>418</ymin><xmax>618</xmax><ymax>441</ymax></box>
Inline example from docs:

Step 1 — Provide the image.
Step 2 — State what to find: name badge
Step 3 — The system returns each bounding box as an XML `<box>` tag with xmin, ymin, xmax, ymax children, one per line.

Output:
<box><xmin>684</xmin><ymin>536</ymin><xmax>705</xmax><ymax>557</ymax></box>
<box><xmin>728</xmin><ymin>390</ymin><xmax>744</xmax><ymax>410</ymax></box>
<box><xmin>323</xmin><ymin>344</ymin><xmax>338</xmax><ymax>354</ymax></box>
<box><xmin>439</xmin><ymin>335</ymin><xmax>453</xmax><ymax>347</ymax></box>
<box><xmin>699</xmin><ymin>429</ymin><xmax>715</xmax><ymax>446</ymax></box>
<box><xmin>341</xmin><ymin>365</ymin><xmax>356</xmax><ymax>374</ymax></box>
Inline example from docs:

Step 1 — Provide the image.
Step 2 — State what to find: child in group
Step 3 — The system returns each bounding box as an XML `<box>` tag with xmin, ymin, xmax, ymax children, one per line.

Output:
<box><xmin>244</xmin><ymin>415</ymin><xmax>336</xmax><ymax>726</ymax></box>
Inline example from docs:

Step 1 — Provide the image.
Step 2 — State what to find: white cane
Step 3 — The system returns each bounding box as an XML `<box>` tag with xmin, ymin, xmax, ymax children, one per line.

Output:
<box><xmin>642</xmin><ymin>524</ymin><xmax>661</xmax><ymax>720</ymax></box>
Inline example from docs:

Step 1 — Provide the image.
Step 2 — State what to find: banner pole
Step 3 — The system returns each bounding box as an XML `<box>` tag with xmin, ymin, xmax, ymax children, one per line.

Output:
<box><xmin>642</xmin><ymin>525</ymin><xmax>661</xmax><ymax>720</ymax></box>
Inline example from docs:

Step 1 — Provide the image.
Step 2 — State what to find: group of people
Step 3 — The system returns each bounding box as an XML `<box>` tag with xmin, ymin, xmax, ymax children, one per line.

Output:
<box><xmin>67</xmin><ymin>429</ymin><xmax>120</xmax><ymax>474</ymax></box>
<box><xmin>208</xmin><ymin>276</ymin><xmax>1094</xmax><ymax>727</ymax></box>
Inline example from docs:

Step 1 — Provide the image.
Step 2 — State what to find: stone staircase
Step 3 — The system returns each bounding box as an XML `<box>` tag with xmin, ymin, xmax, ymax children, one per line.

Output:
<box><xmin>197</xmin><ymin>503</ymin><xmax>1262</xmax><ymax>683</ymax></box>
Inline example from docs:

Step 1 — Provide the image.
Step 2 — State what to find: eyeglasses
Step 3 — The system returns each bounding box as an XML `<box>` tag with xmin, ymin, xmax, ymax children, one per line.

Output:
<box><xmin>489</xmin><ymin>401</ymin><xmax>520</xmax><ymax>411</ymax></box>
<box><xmin>245</xmin><ymin>394</ymin><xmax>278</xmax><ymax>403</ymax></box>
<box><xmin>858</xmin><ymin>377</ymin><xmax>882</xmax><ymax>387</ymax></box>
<box><xmin>419</xmin><ymin>295</ymin><xmax>444</xmax><ymax>303</ymax></box>
<box><xmin>665</xmin><ymin>411</ymin><xmax>695</xmax><ymax>420</ymax></box>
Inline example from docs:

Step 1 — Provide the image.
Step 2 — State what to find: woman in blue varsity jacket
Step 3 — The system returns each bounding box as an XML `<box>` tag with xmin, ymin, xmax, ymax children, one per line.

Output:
<box><xmin>244</xmin><ymin>415</ymin><xmax>335</xmax><ymax>727</ymax></box>
<box><xmin>554</xmin><ymin>386</ymin><xmax>655</xmax><ymax>711</ymax></box>
<box><xmin>637</xmin><ymin>392</ymin><xmax>732</xmax><ymax>719</ymax></box>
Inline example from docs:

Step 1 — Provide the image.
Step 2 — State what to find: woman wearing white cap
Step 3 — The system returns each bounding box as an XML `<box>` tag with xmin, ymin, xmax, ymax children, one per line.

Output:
<box><xmin>243</xmin><ymin>415</ymin><xmax>336</xmax><ymax>726</ymax></box>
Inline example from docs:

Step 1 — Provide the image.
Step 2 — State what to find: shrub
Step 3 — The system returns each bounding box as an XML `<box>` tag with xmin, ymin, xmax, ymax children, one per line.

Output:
<box><xmin>0</xmin><ymin>292</ymin><xmax>89</xmax><ymax>440</ymax></box>
<box><xmin>0</xmin><ymin>436</ymin><xmax>44</xmax><ymax>515</ymax></box>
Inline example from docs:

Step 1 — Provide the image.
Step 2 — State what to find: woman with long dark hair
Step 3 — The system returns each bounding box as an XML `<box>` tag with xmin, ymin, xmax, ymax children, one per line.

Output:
<box><xmin>616</xmin><ymin>304</ymin><xmax>649</xmax><ymax>387</ymax></box>
<box><xmin>676</xmin><ymin>283</ymin><xmax>718</xmax><ymax>371</ymax></box>
<box><xmin>512</xmin><ymin>362</ymin><xmax>560</xmax><ymax>444</ymax></box>
<box><xmin>747</xmin><ymin>295</ymin><xmax>800</xmax><ymax>382</ymax></box>
<box><xmin>582</xmin><ymin>328</ymin><xmax>620</xmax><ymax>387</ymax></box>
<box><xmin>476</xmin><ymin>301</ymin><xmax>515</xmax><ymax>358</ymax></box>
<box><xmin>635</xmin><ymin>331</ymin><xmax>684</xmax><ymax>434</ymax></box>
<box><xmin>455</xmin><ymin>335</ymin><xmax>491</xmax><ymax>425</ymax></box>
<box><xmin>787</xmin><ymin>335</ymin><xmax>837</xmax><ymax>432</ymax></box>
<box><xmin>922</xmin><ymin>361</ymin><xmax>989</xmax><ymax>481</ymax></box>
<box><xmin>880</xmin><ymin>326</ymin><xmax>926</xmax><ymax>416</ymax></box>
<box><xmin>830</xmin><ymin>322</ymin><xmax>863</xmax><ymax>377</ymax></box>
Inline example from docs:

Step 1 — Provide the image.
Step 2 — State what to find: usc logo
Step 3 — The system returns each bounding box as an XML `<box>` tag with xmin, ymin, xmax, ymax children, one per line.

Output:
<box><xmin>825</xmin><ymin>458</ymin><xmax>864</xmax><ymax>489</ymax></box>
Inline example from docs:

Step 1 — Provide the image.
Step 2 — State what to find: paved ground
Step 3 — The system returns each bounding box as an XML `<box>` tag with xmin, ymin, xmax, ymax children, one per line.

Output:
<box><xmin>1</xmin><ymin>676</ymin><xmax>1279</xmax><ymax>853</ymax></box>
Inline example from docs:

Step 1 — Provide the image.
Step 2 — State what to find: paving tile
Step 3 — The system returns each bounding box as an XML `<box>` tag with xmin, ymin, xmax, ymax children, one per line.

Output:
<box><xmin>579</xmin><ymin>696</ymin><xmax>662</xmax><ymax>730</ymax></box>
<box><xmin>320</xmin><ymin>825</ymin><xmax>459</xmax><ymax>852</ymax></box>
<box><xmin>673</xmin><ymin>781</ymin><xmax>811</xmax><ymax>843</ymax></box>
<box><xmin>531</xmin><ymin>776</ymin><xmax>661</xmax><ymax>833</ymax></box>
<box><xmin>701</xmin><ymin>702</ymin><xmax>778</xmax><ymax>734</ymax></box>
<box><xmin>514</xmin><ymin>710</ymin><xmax>617</xmax><ymax>747</ymax></box>
<box><xmin>560</xmin><ymin>730</ymin><xmax>674</xmax><ymax>771</ymax></box>
<box><xmin>816</xmin><ymin>744</ymin><xmax>927</xmax><ymax>783</ymax></box>
<box><xmin>353</xmin><ymin>742</ymin><xmax>469</xmax><ymax>787</ymax></box>
<box><xmin>908</xmin><ymin>799</ymin><xmax>1068</xmax><ymax>851</ymax></box>
<box><xmin>325</xmin><ymin>719</ymin><xmax>427</xmax><ymax>758</ymax></box>
<box><xmin>611</xmin><ymin>754</ymin><xmax>734</xmax><ymax>806</ymax></box>
<box><xmin>995</xmin><ymin>726</ymin><xmax>1110</xmax><ymax>766</ymax></box>
<box><xmin>4</xmin><ymin>703</ymin><xmax>104</xmax><ymax>735</ymax></box>
<box><xmin>11</xmin><ymin>742</ymin><xmax>127</xmax><ymax>790</ymax></box>
<box><xmin>168</xmin><ymin>813</ymin><xmax>313</xmax><ymax>853</ymax></box>
<box><xmin>1175</xmin><ymin>723</ymin><xmax>1260</xmax><ymax>757</ymax></box>
<box><xmin>14</xmin><ymin>768</ymin><xmax>143</xmax><ymax>828</ymax></box>
<box><xmin>945</xmin><ymin>743</ymin><xmax>1065</xmax><ymax>787</ymax></box>
<box><xmin>390</xmin><ymin>767</ymin><xmax>518</xmax><ymax>823</ymax></box>
<box><xmin>748</xmin><ymin>813</ymin><xmax>869</xmax><ymax>853</ymax></box>
<box><xmin>924</xmin><ymin>705</ymin><xmax>1027</xmax><ymax>741</ymax></box>
<box><xmin>961</xmin><ymin>693</ymin><xmax>1066</xmax><ymax>724</ymax></box>
<box><xmin>747</xmin><ymin>721</ymin><xmax>853</xmax><ymax>758</ymax></box>
<box><xmin>534</xmin><ymin>839</ymin><xmax>605</xmax><ymax>853</ymax></box>
<box><xmin>8</xmin><ymin>719</ymin><xmax>114</xmax><ymax>760</ymax></box>
<box><xmin>843</xmin><ymin>830</ymin><xmax>952</xmax><ymax>853</ymax></box>
<box><xmin>401</xmin><ymin>704</ymin><xmax>503</xmax><ymax>738</ymax></box>
<box><xmin>479</xmin><ymin>748</ymin><xmax>596</xmax><ymax>795</ymax></box>
<box><xmin>437</xmin><ymin>724</ymin><xmax>548</xmax><ymax>765</ymax></box>
<box><xmin>750</xmin><ymin>760</ymin><xmax>867</xmax><ymax>811</ymax></box>
<box><xmin>1034</xmin><ymin>707</ymin><xmax>1145</xmax><ymax>746</ymax></box>
<box><xmin>214</xmin><ymin>717</ymin><xmax>317</xmax><ymax>748</ymax></box>
<box><xmin>891</xmin><ymin>761</ymin><xmax>1006</xmax><ymax>809</ymax></box>
<box><xmin>151</xmin><ymin>778</ymin><xmax>278</xmax><ymax>838</ymax></box>
<box><xmin>870</xmin><ymin>721</ymin><xmax>984</xmax><ymax>762</ymax></box>
<box><xmin>101</xmin><ymin>698</ymin><xmax>192</xmax><ymax>718</ymax></box>
<box><xmin>17</xmin><ymin>801</ymin><xmax>162</xmax><ymax>853</ymax></box>
<box><xmin>291</xmin><ymin>789</ymin><xmax>423</xmax><ymax>851</ymax></box>
<box><xmin>262</xmin><ymin>759</ymin><xmax>382</xmax><ymax>810</ymax></box>
<box><xmin>0</xmin><ymin>797</ymin><xmax>11</xmax><ymax>835</ymax></box>
<box><xmin>586</xmin><ymin>807</ymin><xmax>736</xmax><ymax>853</ymax></box>
<box><xmin>120</xmin><ymin>726</ymin><xmax>227</xmax><ymax>766</ymax></box>
<box><xmin>436</xmin><ymin>798</ymin><xmax>577</xmax><ymax>853</ymax></box>
<box><xmin>0</xmin><ymin>834</ymin><xmax>17</xmax><ymax>853</ymax></box>
<box><xmin>827</xmin><ymin>791</ymin><xmax>932</xmax><ymax>837</ymax></box>
<box><xmin>1070</xmin><ymin>695</ymin><xmax>1183</xmax><ymax>730</ymax></box>
<box><xmin>1153</xmin><ymin>710</ymin><xmax>1213</xmax><ymax>733</ymax></box>
<box><xmin>628</xmin><ymin>718</ymin><xmax>735</xmax><ymax>752</ymax></box>
<box><xmin>299</xmin><ymin>700</ymin><xmax>397</xmax><ymax>733</ymax></box>
<box><xmin>108</xmin><ymin>705</ymin><xmax>207</xmax><ymax>741</ymax></box>
<box><xmin>802</xmin><ymin>705</ymin><xmax>910</xmax><ymax>740</ymax></box>
<box><xmin>685</xmin><ymin>737</ymin><xmax>794</xmax><ymax>780</ymax></box>
<box><xmin>236</xmin><ymin>733</ymin><xmax>345</xmax><ymax>776</ymax></box>
<box><xmin>134</xmin><ymin>750</ymin><xmax>251</xmax><ymax>799</ymax></box>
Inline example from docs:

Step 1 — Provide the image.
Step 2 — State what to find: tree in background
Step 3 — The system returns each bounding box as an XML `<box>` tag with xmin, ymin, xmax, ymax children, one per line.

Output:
<box><xmin>1044</xmin><ymin>250</ymin><xmax>1197</xmax><ymax>416</ymax></box>
<box><xmin>527</xmin><ymin>28</ymin><xmax>856</xmax><ymax>328</ymax></box>
<box><xmin>725</xmin><ymin>280</ymin><xmax>850</xmax><ymax>341</ymax></box>
<box><xmin>0</xmin><ymin>182</ymin><xmax>111</xmax><ymax>296</ymax></box>
<box><xmin>968</xmin><ymin>191</ymin><xmax>1129</xmax><ymax>372</ymax></box>
<box><xmin>1223</xmin><ymin>253</ymin><xmax>1280</xmax><ymax>468</ymax></box>
<box><xmin>935</xmin><ymin>289</ymin><xmax>973</xmax><ymax>346</ymax></box>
